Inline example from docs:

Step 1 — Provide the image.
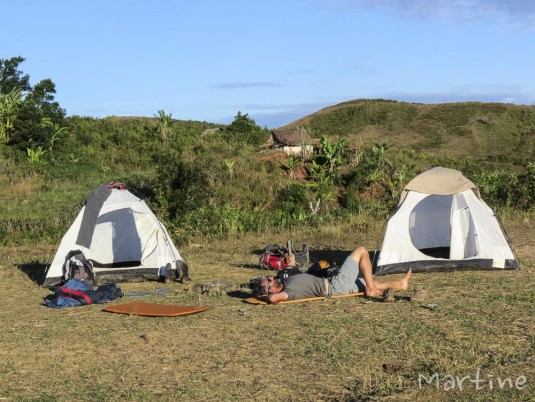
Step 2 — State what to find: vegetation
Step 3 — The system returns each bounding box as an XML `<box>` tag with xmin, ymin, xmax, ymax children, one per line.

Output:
<box><xmin>0</xmin><ymin>56</ymin><xmax>66</xmax><ymax>151</ymax></box>
<box><xmin>1</xmin><ymin>57</ymin><xmax>534</xmax><ymax>401</ymax></box>
<box><xmin>1</xmin><ymin>61</ymin><xmax>535</xmax><ymax>245</ymax></box>
<box><xmin>1</xmin><ymin>223</ymin><xmax>533</xmax><ymax>401</ymax></box>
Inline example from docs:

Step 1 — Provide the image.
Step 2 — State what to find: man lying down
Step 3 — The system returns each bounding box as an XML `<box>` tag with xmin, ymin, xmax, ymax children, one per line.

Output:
<box><xmin>253</xmin><ymin>245</ymin><xmax>412</xmax><ymax>304</ymax></box>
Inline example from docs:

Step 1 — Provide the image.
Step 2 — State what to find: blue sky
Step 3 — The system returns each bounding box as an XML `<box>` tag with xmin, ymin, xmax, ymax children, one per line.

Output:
<box><xmin>2</xmin><ymin>0</ymin><xmax>534</xmax><ymax>128</ymax></box>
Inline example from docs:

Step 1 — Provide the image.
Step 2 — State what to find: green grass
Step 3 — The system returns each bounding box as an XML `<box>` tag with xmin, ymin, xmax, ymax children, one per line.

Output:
<box><xmin>1</xmin><ymin>99</ymin><xmax>534</xmax><ymax>400</ymax></box>
<box><xmin>0</xmin><ymin>217</ymin><xmax>533</xmax><ymax>401</ymax></box>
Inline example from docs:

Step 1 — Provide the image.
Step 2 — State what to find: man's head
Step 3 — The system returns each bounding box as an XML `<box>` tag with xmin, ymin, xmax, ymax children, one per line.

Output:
<box><xmin>254</xmin><ymin>276</ymin><xmax>283</xmax><ymax>297</ymax></box>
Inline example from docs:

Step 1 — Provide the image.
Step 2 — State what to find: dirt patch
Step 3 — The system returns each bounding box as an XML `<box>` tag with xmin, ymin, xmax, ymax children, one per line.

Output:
<box><xmin>257</xmin><ymin>150</ymin><xmax>287</xmax><ymax>162</ymax></box>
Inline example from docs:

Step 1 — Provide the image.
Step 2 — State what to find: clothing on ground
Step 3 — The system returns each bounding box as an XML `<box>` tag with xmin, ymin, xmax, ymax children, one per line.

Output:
<box><xmin>44</xmin><ymin>279</ymin><xmax>122</xmax><ymax>308</ymax></box>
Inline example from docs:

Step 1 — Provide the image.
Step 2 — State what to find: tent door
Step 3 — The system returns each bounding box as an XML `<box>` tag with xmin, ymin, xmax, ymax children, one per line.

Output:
<box><xmin>90</xmin><ymin>208</ymin><xmax>143</xmax><ymax>264</ymax></box>
<box><xmin>450</xmin><ymin>194</ymin><xmax>479</xmax><ymax>259</ymax></box>
<box><xmin>409</xmin><ymin>194</ymin><xmax>452</xmax><ymax>258</ymax></box>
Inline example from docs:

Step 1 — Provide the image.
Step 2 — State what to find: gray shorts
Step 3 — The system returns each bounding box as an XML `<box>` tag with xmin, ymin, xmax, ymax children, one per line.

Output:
<box><xmin>329</xmin><ymin>255</ymin><xmax>366</xmax><ymax>296</ymax></box>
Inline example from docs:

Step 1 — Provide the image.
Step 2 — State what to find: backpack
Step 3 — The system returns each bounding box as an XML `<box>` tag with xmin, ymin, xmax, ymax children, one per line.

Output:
<box><xmin>275</xmin><ymin>267</ymin><xmax>304</xmax><ymax>281</ymax></box>
<box><xmin>258</xmin><ymin>241</ymin><xmax>310</xmax><ymax>270</ymax></box>
<box><xmin>248</xmin><ymin>268</ymin><xmax>303</xmax><ymax>292</ymax></box>
<box><xmin>106</xmin><ymin>181</ymin><xmax>126</xmax><ymax>190</ymax></box>
<box><xmin>259</xmin><ymin>243</ymin><xmax>290</xmax><ymax>270</ymax></box>
<box><xmin>63</xmin><ymin>250</ymin><xmax>95</xmax><ymax>284</ymax></box>
<box><xmin>307</xmin><ymin>260</ymin><xmax>341</xmax><ymax>279</ymax></box>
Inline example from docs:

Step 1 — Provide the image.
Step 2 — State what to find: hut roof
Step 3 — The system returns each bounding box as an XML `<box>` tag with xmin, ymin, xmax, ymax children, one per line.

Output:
<box><xmin>270</xmin><ymin>127</ymin><xmax>319</xmax><ymax>146</ymax></box>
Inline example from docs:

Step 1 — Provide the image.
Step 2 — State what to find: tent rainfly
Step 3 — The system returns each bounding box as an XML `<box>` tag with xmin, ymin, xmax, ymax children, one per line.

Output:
<box><xmin>43</xmin><ymin>184</ymin><xmax>184</xmax><ymax>287</ymax></box>
<box><xmin>375</xmin><ymin>167</ymin><xmax>519</xmax><ymax>275</ymax></box>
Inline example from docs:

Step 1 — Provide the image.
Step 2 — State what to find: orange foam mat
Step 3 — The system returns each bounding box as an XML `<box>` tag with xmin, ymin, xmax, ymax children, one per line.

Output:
<box><xmin>244</xmin><ymin>292</ymin><xmax>364</xmax><ymax>305</ymax></box>
<box><xmin>103</xmin><ymin>302</ymin><xmax>209</xmax><ymax>316</ymax></box>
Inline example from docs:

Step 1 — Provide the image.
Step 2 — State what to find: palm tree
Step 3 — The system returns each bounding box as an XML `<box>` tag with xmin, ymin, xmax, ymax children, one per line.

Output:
<box><xmin>154</xmin><ymin>109</ymin><xmax>173</xmax><ymax>143</ymax></box>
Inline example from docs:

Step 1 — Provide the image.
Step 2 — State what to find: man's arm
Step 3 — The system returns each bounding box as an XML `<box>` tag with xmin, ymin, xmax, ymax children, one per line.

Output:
<box><xmin>266</xmin><ymin>292</ymin><xmax>289</xmax><ymax>304</ymax></box>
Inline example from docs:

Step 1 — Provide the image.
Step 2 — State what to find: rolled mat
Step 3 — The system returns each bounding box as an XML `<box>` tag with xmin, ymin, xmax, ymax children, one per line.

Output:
<box><xmin>244</xmin><ymin>292</ymin><xmax>364</xmax><ymax>305</ymax></box>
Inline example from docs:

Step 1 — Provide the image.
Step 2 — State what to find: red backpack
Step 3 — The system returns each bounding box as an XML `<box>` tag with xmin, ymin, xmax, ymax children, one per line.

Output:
<box><xmin>259</xmin><ymin>246</ymin><xmax>290</xmax><ymax>270</ymax></box>
<box><xmin>258</xmin><ymin>241</ymin><xmax>310</xmax><ymax>270</ymax></box>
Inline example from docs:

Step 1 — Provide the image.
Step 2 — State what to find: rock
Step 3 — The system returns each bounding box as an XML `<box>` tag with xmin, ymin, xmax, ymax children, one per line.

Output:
<box><xmin>194</xmin><ymin>280</ymin><xmax>236</xmax><ymax>295</ymax></box>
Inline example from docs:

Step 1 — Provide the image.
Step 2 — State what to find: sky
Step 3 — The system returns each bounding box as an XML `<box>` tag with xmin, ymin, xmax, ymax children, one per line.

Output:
<box><xmin>2</xmin><ymin>0</ymin><xmax>535</xmax><ymax>128</ymax></box>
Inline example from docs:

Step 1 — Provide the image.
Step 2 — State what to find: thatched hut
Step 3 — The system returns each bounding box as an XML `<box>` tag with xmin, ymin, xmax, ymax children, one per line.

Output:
<box><xmin>260</xmin><ymin>127</ymin><xmax>319</xmax><ymax>158</ymax></box>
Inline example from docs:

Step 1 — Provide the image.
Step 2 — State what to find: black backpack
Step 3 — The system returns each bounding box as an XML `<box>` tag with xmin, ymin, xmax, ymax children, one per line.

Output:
<box><xmin>63</xmin><ymin>250</ymin><xmax>95</xmax><ymax>284</ymax></box>
<box><xmin>275</xmin><ymin>267</ymin><xmax>304</xmax><ymax>282</ymax></box>
<box><xmin>248</xmin><ymin>268</ymin><xmax>303</xmax><ymax>293</ymax></box>
<box><xmin>307</xmin><ymin>260</ymin><xmax>341</xmax><ymax>279</ymax></box>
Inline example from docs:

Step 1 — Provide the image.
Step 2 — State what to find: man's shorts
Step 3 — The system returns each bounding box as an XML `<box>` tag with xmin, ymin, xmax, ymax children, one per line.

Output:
<box><xmin>329</xmin><ymin>254</ymin><xmax>366</xmax><ymax>296</ymax></box>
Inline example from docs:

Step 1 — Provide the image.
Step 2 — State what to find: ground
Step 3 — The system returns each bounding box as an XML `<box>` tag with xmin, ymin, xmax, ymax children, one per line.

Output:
<box><xmin>0</xmin><ymin>216</ymin><xmax>533</xmax><ymax>401</ymax></box>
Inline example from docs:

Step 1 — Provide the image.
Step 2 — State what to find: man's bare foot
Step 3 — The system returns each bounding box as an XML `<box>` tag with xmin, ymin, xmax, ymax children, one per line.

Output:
<box><xmin>365</xmin><ymin>287</ymin><xmax>384</xmax><ymax>298</ymax></box>
<box><xmin>400</xmin><ymin>269</ymin><xmax>412</xmax><ymax>291</ymax></box>
<box><xmin>365</xmin><ymin>268</ymin><xmax>412</xmax><ymax>298</ymax></box>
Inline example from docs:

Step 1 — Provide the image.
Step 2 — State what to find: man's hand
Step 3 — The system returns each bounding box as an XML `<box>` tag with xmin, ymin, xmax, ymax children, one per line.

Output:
<box><xmin>266</xmin><ymin>292</ymin><xmax>289</xmax><ymax>304</ymax></box>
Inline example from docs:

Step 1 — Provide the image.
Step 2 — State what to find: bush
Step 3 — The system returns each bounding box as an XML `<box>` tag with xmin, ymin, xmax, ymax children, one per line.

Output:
<box><xmin>223</xmin><ymin>112</ymin><xmax>270</xmax><ymax>146</ymax></box>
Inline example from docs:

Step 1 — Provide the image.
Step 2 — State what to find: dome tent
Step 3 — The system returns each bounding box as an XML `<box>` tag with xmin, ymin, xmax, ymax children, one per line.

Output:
<box><xmin>43</xmin><ymin>184</ymin><xmax>185</xmax><ymax>287</ymax></box>
<box><xmin>375</xmin><ymin>167</ymin><xmax>519</xmax><ymax>275</ymax></box>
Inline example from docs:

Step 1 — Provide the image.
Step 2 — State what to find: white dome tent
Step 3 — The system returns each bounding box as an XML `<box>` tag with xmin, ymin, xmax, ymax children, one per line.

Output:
<box><xmin>43</xmin><ymin>183</ymin><xmax>185</xmax><ymax>287</ymax></box>
<box><xmin>375</xmin><ymin>167</ymin><xmax>519</xmax><ymax>275</ymax></box>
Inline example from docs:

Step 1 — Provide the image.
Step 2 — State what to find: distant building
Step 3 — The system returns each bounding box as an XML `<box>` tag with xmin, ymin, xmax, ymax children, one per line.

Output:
<box><xmin>260</xmin><ymin>126</ymin><xmax>320</xmax><ymax>158</ymax></box>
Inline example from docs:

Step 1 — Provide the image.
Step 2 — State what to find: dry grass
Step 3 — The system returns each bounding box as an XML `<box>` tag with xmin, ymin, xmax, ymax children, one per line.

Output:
<box><xmin>0</xmin><ymin>218</ymin><xmax>534</xmax><ymax>401</ymax></box>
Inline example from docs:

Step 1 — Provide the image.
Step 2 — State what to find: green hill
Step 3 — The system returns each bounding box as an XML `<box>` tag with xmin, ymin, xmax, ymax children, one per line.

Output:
<box><xmin>1</xmin><ymin>100</ymin><xmax>534</xmax><ymax>246</ymax></box>
<box><xmin>281</xmin><ymin>99</ymin><xmax>535</xmax><ymax>166</ymax></box>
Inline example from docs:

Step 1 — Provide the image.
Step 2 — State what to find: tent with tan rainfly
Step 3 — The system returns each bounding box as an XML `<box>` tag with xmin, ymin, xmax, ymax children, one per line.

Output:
<box><xmin>375</xmin><ymin>167</ymin><xmax>519</xmax><ymax>275</ymax></box>
<box><xmin>43</xmin><ymin>183</ymin><xmax>185</xmax><ymax>287</ymax></box>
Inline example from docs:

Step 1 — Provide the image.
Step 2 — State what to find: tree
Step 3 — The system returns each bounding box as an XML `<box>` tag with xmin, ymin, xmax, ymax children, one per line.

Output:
<box><xmin>0</xmin><ymin>56</ymin><xmax>30</xmax><ymax>95</ymax></box>
<box><xmin>0</xmin><ymin>56</ymin><xmax>66</xmax><ymax>150</ymax></box>
<box><xmin>225</xmin><ymin>111</ymin><xmax>269</xmax><ymax>146</ymax></box>
<box><xmin>154</xmin><ymin>109</ymin><xmax>173</xmax><ymax>143</ymax></box>
<box><xmin>0</xmin><ymin>87</ymin><xmax>21</xmax><ymax>143</ymax></box>
<box><xmin>309</xmin><ymin>135</ymin><xmax>348</xmax><ymax>185</ymax></box>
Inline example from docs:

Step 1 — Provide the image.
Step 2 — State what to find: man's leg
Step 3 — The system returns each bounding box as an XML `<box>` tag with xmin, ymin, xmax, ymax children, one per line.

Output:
<box><xmin>349</xmin><ymin>246</ymin><xmax>411</xmax><ymax>298</ymax></box>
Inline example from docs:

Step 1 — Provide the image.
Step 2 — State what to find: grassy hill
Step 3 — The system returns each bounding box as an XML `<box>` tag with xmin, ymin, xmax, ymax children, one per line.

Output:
<box><xmin>1</xmin><ymin>100</ymin><xmax>534</xmax><ymax>247</ymax></box>
<box><xmin>282</xmin><ymin>99</ymin><xmax>535</xmax><ymax>167</ymax></box>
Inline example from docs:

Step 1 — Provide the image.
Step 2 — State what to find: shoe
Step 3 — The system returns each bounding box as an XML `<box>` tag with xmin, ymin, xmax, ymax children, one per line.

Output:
<box><xmin>176</xmin><ymin>260</ymin><xmax>192</xmax><ymax>282</ymax></box>
<box><xmin>382</xmin><ymin>288</ymin><xmax>395</xmax><ymax>302</ymax></box>
<box><xmin>411</xmin><ymin>285</ymin><xmax>429</xmax><ymax>302</ymax></box>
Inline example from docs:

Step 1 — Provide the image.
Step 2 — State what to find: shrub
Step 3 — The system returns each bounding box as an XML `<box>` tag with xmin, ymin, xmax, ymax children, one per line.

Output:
<box><xmin>223</xmin><ymin>112</ymin><xmax>270</xmax><ymax>146</ymax></box>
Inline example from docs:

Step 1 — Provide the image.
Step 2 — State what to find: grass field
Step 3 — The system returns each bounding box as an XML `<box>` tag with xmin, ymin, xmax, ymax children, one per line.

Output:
<box><xmin>0</xmin><ymin>217</ymin><xmax>533</xmax><ymax>402</ymax></box>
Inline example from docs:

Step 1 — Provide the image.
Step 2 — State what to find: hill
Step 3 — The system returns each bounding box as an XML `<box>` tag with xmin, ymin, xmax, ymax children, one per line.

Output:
<box><xmin>280</xmin><ymin>99</ymin><xmax>535</xmax><ymax>166</ymax></box>
<box><xmin>1</xmin><ymin>100</ymin><xmax>534</xmax><ymax>247</ymax></box>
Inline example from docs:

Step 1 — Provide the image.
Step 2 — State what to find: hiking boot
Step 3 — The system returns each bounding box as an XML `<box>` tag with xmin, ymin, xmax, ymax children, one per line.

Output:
<box><xmin>411</xmin><ymin>285</ymin><xmax>429</xmax><ymax>302</ymax></box>
<box><xmin>382</xmin><ymin>288</ymin><xmax>395</xmax><ymax>302</ymax></box>
<box><xmin>176</xmin><ymin>260</ymin><xmax>192</xmax><ymax>282</ymax></box>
